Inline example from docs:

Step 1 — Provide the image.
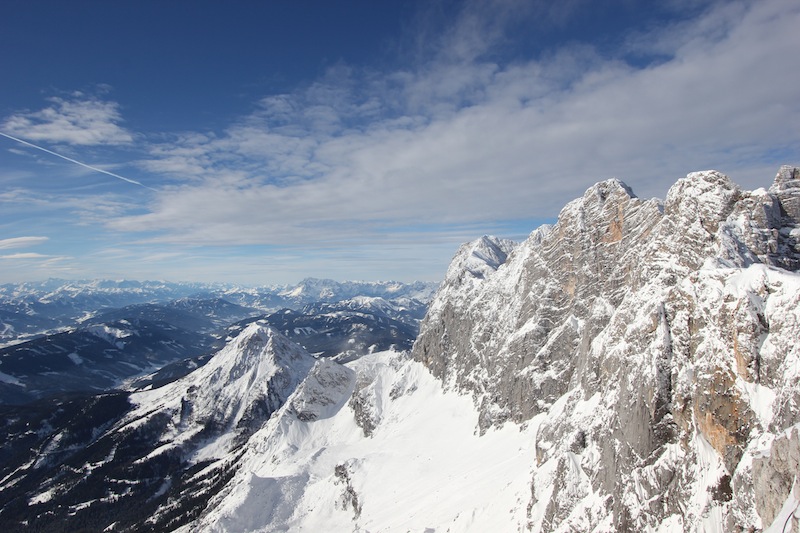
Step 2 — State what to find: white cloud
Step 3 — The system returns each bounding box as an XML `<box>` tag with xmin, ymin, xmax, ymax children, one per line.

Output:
<box><xmin>0</xmin><ymin>187</ymin><xmax>139</xmax><ymax>224</ymax></box>
<box><xmin>0</xmin><ymin>252</ymin><xmax>49</xmax><ymax>259</ymax></box>
<box><xmin>0</xmin><ymin>253</ymin><xmax>76</xmax><ymax>282</ymax></box>
<box><xmin>0</xmin><ymin>236</ymin><xmax>49</xmax><ymax>249</ymax></box>
<box><xmin>1</xmin><ymin>94</ymin><xmax>133</xmax><ymax>146</ymax></box>
<box><xmin>110</xmin><ymin>0</ymin><xmax>798</xmax><ymax>254</ymax></box>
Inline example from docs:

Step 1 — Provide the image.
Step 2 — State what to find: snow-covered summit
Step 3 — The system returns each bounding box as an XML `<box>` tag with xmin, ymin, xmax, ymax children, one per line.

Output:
<box><xmin>461</xmin><ymin>235</ymin><xmax>517</xmax><ymax>280</ymax></box>
<box><xmin>424</xmin><ymin>234</ymin><xmax>517</xmax><ymax>328</ymax></box>
<box><xmin>439</xmin><ymin>234</ymin><xmax>517</xmax><ymax>289</ymax></box>
<box><xmin>127</xmin><ymin>322</ymin><xmax>316</xmax><ymax>457</ymax></box>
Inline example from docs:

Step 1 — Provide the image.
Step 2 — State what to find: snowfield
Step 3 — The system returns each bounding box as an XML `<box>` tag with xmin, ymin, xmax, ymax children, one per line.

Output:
<box><xmin>182</xmin><ymin>349</ymin><xmax>542</xmax><ymax>532</ymax></box>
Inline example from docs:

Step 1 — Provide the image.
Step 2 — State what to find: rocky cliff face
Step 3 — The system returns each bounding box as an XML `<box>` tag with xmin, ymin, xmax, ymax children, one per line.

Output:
<box><xmin>413</xmin><ymin>166</ymin><xmax>800</xmax><ymax>531</ymax></box>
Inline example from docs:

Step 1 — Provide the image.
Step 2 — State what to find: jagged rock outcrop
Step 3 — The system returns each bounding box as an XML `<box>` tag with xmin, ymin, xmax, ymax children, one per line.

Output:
<box><xmin>413</xmin><ymin>166</ymin><xmax>800</xmax><ymax>531</ymax></box>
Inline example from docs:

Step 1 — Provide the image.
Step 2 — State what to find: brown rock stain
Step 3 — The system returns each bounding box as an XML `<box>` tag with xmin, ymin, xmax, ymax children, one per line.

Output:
<box><xmin>696</xmin><ymin>408</ymin><xmax>738</xmax><ymax>454</ymax></box>
<box><xmin>603</xmin><ymin>204</ymin><xmax>625</xmax><ymax>243</ymax></box>
<box><xmin>732</xmin><ymin>334</ymin><xmax>752</xmax><ymax>382</ymax></box>
<box><xmin>692</xmin><ymin>368</ymin><xmax>752</xmax><ymax>471</ymax></box>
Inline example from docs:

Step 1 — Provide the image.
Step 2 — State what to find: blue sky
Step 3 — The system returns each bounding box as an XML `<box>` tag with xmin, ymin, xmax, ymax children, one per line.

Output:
<box><xmin>1</xmin><ymin>0</ymin><xmax>798</xmax><ymax>285</ymax></box>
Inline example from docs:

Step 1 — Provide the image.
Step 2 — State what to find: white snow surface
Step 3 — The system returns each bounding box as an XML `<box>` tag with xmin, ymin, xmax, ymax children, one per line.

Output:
<box><xmin>85</xmin><ymin>324</ymin><xmax>132</xmax><ymax>348</ymax></box>
<box><xmin>181</xmin><ymin>350</ymin><xmax>541</xmax><ymax>532</ymax></box>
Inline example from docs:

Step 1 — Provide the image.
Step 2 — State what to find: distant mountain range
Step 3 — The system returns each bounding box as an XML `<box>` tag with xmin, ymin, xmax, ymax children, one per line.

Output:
<box><xmin>0</xmin><ymin>278</ymin><xmax>437</xmax><ymax>347</ymax></box>
<box><xmin>0</xmin><ymin>279</ymin><xmax>437</xmax><ymax>404</ymax></box>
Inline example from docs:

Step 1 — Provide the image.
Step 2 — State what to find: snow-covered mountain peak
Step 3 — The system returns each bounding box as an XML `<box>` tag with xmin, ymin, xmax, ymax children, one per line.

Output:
<box><xmin>664</xmin><ymin>169</ymin><xmax>741</xmax><ymax>231</ymax></box>
<box><xmin>128</xmin><ymin>322</ymin><xmax>316</xmax><ymax>457</ymax></box>
<box><xmin>425</xmin><ymin>235</ymin><xmax>518</xmax><ymax>324</ymax></box>
<box><xmin>443</xmin><ymin>234</ymin><xmax>517</xmax><ymax>285</ymax></box>
<box><xmin>559</xmin><ymin>178</ymin><xmax>639</xmax><ymax>220</ymax></box>
<box><xmin>223</xmin><ymin>321</ymin><xmax>309</xmax><ymax>367</ymax></box>
<box><xmin>582</xmin><ymin>177</ymin><xmax>636</xmax><ymax>202</ymax></box>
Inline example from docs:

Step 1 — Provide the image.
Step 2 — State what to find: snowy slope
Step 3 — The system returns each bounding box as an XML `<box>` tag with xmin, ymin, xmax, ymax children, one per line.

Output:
<box><xmin>182</xmin><ymin>350</ymin><xmax>542</xmax><ymax>532</ymax></box>
<box><xmin>124</xmin><ymin>321</ymin><xmax>317</xmax><ymax>462</ymax></box>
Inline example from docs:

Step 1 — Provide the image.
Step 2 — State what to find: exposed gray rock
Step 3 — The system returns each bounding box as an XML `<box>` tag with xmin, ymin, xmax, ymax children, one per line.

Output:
<box><xmin>349</xmin><ymin>381</ymin><xmax>379</xmax><ymax>437</ymax></box>
<box><xmin>413</xmin><ymin>166</ymin><xmax>800</xmax><ymax>531</ymax></box>
<box><xmin>753</xmin><ymin>426</ymin><xmax>800</xmax><ymax>528</ymax></box>
<box><xmin>334</xmin><ymin>462</ymin><xmax>363</xmax><ymax>520</ymax></box>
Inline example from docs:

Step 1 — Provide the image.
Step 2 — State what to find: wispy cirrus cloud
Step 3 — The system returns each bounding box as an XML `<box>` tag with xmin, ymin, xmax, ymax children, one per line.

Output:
<box><xmin>0</xmin><ymin>253</ymin><xmax>76</xmax><ymax>283</ymax></box>
<box><xmin>0</xmin><ymin>252</ymin><xmax>50</xmax><ymax>260</ymax></box>
<box><xmin>0</xmin><ymin>236</ymin><xmax>49</xmax><ymax>249</ymax></box>
<box><xmin>0</xmin><ymin>187</ymin><xmax>140</xmax><ymax>224</ymax></box>
<box><xmin>1</xmin><ymin>93</ymin><xmax>133</xmax><ymax>146</ymax></box>
<box><xmin>0</xmin><ymin>237</ymin><xmax>67</xmax><ymax>268</ymax></box>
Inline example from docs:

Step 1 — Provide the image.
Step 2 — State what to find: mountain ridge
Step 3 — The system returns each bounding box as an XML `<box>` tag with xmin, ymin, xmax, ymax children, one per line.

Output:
<box><xmin>412</xmin><ymin>165</ymin><xmax>800</xmax><ymax>531</ymax></box>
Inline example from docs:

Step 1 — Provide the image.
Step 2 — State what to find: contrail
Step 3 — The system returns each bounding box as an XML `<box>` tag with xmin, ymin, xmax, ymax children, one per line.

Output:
<box><xmin>0</xmin><ymin>131</ymin><xmax>156</xmax><ymax>191</ymax></box>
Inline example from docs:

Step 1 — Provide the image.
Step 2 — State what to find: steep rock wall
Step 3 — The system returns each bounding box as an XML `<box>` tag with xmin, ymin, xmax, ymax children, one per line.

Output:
<box><xmin>413</xmin><ymin>166</ymin><xmax>800</xmax><ymax>531</ymax></box>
